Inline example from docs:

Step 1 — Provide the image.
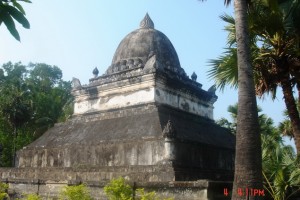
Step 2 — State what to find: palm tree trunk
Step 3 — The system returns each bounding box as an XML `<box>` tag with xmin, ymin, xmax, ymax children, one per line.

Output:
<box><xmin>232</xmin><ymin>0</ymin><xmax>263</xmax><ymax>199</ymax></box>
<box><xmin>282</xmin><ymin>77</ymin><xmax>300</xmax><ymax>154</ymax></box>
<box><xmin>297</xmin><ymin>82</ymin><xmax>300</xmax><ymax>106</ymax></box>
<box><xmin>12</xmin><ymin>125</ymin><xmax>17</xmax><ymax>167</ymax></box>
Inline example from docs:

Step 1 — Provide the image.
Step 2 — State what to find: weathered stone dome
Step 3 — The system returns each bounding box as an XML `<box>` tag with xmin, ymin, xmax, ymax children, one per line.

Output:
<box><xmin>106</xmin><ymin>14</ymin><xmax>181</xmax><ymax>74</ymax></box>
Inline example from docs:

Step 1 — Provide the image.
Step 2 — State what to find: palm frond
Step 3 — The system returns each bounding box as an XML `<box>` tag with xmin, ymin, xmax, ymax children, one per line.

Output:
<box><xmin>207</xmin><ymin>48</ymin><xmax>238</xmax><ymax>91</ymax></box>
<box><xmin>220</xmin><ymin>14</ymin><xmax>236</xmax><ymax>46</ymax></box>
<box><xmin>198</xmin><ymin>0</ymin><xmax>232</xmax><ymax>6</ymax></box>
<box><xmin>289</xmin><ymin>168</ymin><xmax>300</xmax><ymax>187</ymax></box>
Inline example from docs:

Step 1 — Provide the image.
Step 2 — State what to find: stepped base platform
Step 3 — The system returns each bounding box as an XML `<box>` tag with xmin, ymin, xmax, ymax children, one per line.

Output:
<box><xmin>0</xmin><ymin>174</ymin><xmax>232</xmax><ymax>200</ymax></box>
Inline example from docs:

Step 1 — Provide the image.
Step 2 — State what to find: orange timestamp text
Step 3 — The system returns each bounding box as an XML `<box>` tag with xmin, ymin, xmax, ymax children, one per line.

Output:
<box><xmin>224</xmin><ymin>187</ymin><xmax>265</xmax><ymax>197</ymax></box>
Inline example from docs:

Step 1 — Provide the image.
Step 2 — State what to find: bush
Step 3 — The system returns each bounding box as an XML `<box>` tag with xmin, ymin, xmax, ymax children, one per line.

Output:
<box><xmin>136</xmin><ymin>188</ymin><xmax>158</xmax><ymax>200</ymax></box>
<box><xmin>104</xmin><ymin>177</ymin><xmax>133</xmax><ymax>200</ymax></box>
<box><xmin>136</xmin><ymin>188</ymin><xmax>173</xmax><ymax>200</ymax></box>
<box><xmin>0</xmin><ymin>182</ymin><xmax>9</xmax><ymax>200</ymax></box>
<box><xmin>59</xmin><ymin>184</ymin><xmax>92</xmax><ymax>200</ymax></box>
<box><xmin>104</xmin><ymin>177</ymin><xmax>173</xmax><ymax>200</ymax></box>
<box><xmin>22</xmin><ymin>193</ymin><xmax>42</xmax><ymax>200</ymax></box>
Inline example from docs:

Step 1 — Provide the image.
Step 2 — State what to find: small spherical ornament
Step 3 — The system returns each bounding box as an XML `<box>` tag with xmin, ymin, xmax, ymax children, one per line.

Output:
<box><xmin>93</xmin><ymin>67</ymin><xmax>99</xmax><ymax>78</ymax></box>
<box><xmin>191</xmin><ymin>72</ymin><xmax>197</xmax><ymax>81</ymax></box>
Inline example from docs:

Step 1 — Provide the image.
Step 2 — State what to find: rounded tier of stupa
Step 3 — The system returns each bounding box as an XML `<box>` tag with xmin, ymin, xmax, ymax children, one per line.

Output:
<box><xmin>106</xmin><ymin>13</ymin><xmax>182</xmax><ymax>75</ymax></box>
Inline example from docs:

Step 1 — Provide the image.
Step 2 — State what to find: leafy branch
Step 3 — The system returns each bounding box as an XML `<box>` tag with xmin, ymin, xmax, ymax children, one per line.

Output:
<box><xmin>0</xmin><ymin>0</ymin><xmax>31</xmax><ymax>41</ymax></box>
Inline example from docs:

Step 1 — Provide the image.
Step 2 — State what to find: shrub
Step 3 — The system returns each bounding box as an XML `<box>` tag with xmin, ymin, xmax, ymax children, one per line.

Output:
<box><xmin>136</xmin><ymin>188</ymin><xmax>157</xmax><ymax>200</ymax></box>
<box><xmin>136</xmin><ymin>188</ymin><xmax>173</xmax><ymax>200</ymax></box>
<box><xmin>104</xmin><ymin>177</ymin><xmax>173</xmax><ymax>200</ymax></box>
<box><xmin>0</xmin><ymin>182</ymin><xmax>9</xmax><ymax>200</ymax></box>
<box><xmin>104</xmin><ymin>177</ymin><xmax>133</xmax><ymax>200</ymax></box>
<box><xmin>59</xmin><ymin>184</ymin><xmax>92</xmax><ymax>200</ymax></box>
<box><xmin>22</xmin><ymin>193</ymin><xmax>42</xmax><ymax>200</ymax></box>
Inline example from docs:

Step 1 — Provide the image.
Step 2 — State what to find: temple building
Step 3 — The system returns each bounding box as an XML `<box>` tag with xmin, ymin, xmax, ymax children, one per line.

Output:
<box><xmin>1</xmin><ymin>14</ymin><xmax>235</xmax><ymax>199</ymax></box>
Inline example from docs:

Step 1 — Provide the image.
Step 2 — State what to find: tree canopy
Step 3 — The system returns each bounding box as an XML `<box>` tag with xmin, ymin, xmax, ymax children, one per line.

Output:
<box><xmin>217</xmin><ymin>104</ymin><xmax>300</xmax><ymax>199</ymax></box>
<box><xmin>208</xmin><ymin>0</ymin><xmax>300</xmax><ymax>154</ymax></box>
<box><xmin>0</xmin><ymin>62</ymin><xmax>73</xmax><ymax>166</ymax></box>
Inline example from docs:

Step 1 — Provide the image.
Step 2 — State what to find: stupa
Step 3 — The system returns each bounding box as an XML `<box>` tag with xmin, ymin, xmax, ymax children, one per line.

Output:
<box><xmin>0</xmin><ymin>14</ymin><xmax>235</xmax><ymax>199</ymax></box>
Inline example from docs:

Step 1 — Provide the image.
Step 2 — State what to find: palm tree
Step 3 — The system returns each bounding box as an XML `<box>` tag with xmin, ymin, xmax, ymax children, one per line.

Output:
<box><xmin>279</xmin><ymin>100</ymin><xmax>299</xmax><ymax>139</ymax></box>
<box><xmin>208</xmin><ymin>0</ymin><xmax>300</xmax><ymax>154</ymax></box>
<box><xmin>262</xmin><ymin>136</ymin><xmax>300</xmax><ymax>200</ymax></box>
<box><xmin>224</xmin><ymin>1</ymin><xmax>263</xmax><ymax>198</ymax></box>
<box><xmin>200</xmin><ymin>0</ymin><xmax>263</xmax><ymax>198</ymax></box>
<box><xmin>259</xmin><ymin>111</ymin><xmax>300</xmax><ymax>199</ymax></box>
<box><xmin>219</xmin><ymin>104</ymin><xmax>300</xmax><ymax>199</ymax></box>
<box><xmin>216</xmin><ymin>104</ymin><xmax>238</xmax><ymax>134</ymax></box>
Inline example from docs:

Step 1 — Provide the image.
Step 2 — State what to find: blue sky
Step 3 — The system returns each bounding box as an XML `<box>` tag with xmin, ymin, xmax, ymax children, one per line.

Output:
<box><xmin>0</xmin><ymin>0</ymin><xmax>294</xmax><ymax>147</ymax></box>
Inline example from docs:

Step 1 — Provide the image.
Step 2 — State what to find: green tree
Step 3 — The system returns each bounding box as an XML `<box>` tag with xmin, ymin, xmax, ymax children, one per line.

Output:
<box><xmin>262</xmin><ymin>134</ymin><xmax>300</xmax><ymax>199</ymax></box>
<box><xmin>218</xmin><ymin>104</ymin><xmax>300</xmax><ymax>199</ymax></box>
<box><xmin>216</xmin><ymin>104</ymin><xmax>238</xmax><ymax>134</ymax></box>
<box><xmin>217</xmin><ymin>103</ymin><xmax>277</xmax><ymax>136</ymax></box>
<box><xmin>0</xmin><ymin>62</ymin><xmax>73</xmax><ymax>166</ymax></box>
<box><xmin>26</xmin><ymin>63</ymin><xmax>73</xmax><ymax>136</ymax></box>
<box><xmin>0</xmin><ymin>0</ymin><xmax>31</xmax><ymax>41</ymax></box>
<box><xmin>279</xmin><ymin>100</ymin><xmax>300</xmax><ymax>139</ymax></box>
<box><xmin>0</xmin><ymin>62</ymin><xmax>32</xmax><ymax>166</ymax></box>
<box><xmin>259</xmin><ymin>113</ymin><xmax>300</xmax><ymax>199</ymax></box>
<box><xmin>208</xmin><ymin>0</ymin><xmax>300</xmax><ymax>154</ymax></box>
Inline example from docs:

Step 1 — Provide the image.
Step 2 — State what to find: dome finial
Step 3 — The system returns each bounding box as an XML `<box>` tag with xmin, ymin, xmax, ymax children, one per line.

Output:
<box><xmin>140</xmin><ymin>13</ymin><xmax>154</xmax><ymax>29</ymax></box>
